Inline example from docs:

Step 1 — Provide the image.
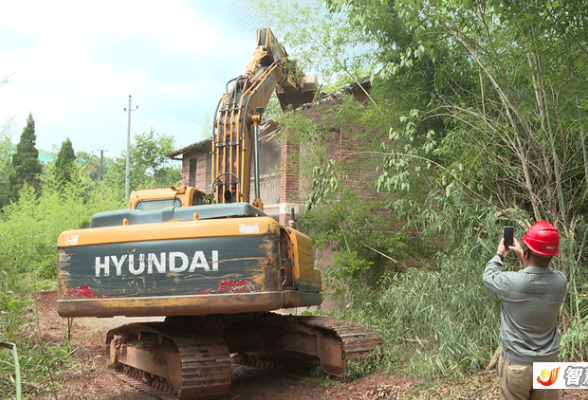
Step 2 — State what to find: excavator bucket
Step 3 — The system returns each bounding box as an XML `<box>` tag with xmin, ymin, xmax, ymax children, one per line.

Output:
<box><xmin>276</xmin><ymin>73</ymin><xmax>317</xmax><ymax>110</ymax></box>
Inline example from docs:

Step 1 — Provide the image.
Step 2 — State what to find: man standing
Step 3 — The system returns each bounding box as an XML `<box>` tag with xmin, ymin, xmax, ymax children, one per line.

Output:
<box><xmin>483</xmin><ymin>221</ymin><xmax>567</xmax><ymax>400</ymax></box>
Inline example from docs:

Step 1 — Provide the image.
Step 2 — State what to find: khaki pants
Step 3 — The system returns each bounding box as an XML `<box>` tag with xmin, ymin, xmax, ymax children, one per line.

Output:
<box><xmin>498</xmin><ymin>356</ymin><xmax>559</xmax><ymax>400</ymax></box>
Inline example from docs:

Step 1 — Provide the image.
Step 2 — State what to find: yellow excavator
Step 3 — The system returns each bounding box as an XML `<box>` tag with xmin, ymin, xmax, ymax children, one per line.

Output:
<box><xmin>57</xmin><ymin>29</ymin><xmax>381</xmax><ymax>400</ymax></box>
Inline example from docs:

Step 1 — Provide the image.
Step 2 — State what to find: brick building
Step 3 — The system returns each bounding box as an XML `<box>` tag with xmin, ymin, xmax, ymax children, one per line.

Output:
<box><xmin>166</xmin><ymin>78</ymin><xmax>372</xmax><ymax>225</ymax></box>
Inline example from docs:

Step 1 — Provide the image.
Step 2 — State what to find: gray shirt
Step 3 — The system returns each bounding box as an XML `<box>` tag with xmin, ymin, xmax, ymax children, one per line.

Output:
<box><xmin>483</xmin><ymin>255</ymin><xmax>567</xmax><ymax>364</ymax></box>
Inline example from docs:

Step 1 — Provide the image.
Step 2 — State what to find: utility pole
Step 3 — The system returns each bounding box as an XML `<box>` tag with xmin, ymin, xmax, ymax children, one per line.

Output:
<box><xmin>124</xmin><ymin>95</ymin><xmax>139</xmax><ymax>198</ymax></box>
<box><xmin>98</xmin><ymin>149</ymin><xmax>104</xmax><ymax>181</ymax></box>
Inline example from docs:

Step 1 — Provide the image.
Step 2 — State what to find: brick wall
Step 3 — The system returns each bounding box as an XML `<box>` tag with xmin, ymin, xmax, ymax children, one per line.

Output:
<box><xmin>181</xmin><ymin>149</ymin><xmax>211</xmax><ymax>193</ymax></box>
<box><xmin>279</xmin><ymin>140</ymin><xmax>301</xmax><ymax>226</ymax></box>
<box><xmin>195</xmin><ymin>152</ymin><xmax>209</xmax><ymax>192</ymax></box>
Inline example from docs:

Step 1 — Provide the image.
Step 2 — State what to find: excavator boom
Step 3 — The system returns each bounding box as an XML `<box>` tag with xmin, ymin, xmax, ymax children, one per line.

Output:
<box><xmin>212</xmin><ymin>28</ymin><xmax>316</xmax><ymax>207</ymax></box>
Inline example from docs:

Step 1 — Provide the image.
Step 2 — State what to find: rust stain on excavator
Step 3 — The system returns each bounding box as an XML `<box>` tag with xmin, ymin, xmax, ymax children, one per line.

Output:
<box><xmin>251</xmin><ymin>235</ymin><xmax>280</xmax><ymax>290</ymax></box>
<box><xmin>57</xmin><ymin>252</ymin><xmax>71</xmax><ymax>300</ymax></box>
<box><xmin>196</xmin><ymin>279</ymin><xmax>256</xmax><ymax>295</ymax></box>
<box><xmin>263</xmin><ymin>223</ymin><xmax>276</xmax><ymax>235</ymax></box>
<box><xmin>64</xmin><ymin>285</ymin><xmax>115</xmax><ymax>298</ymax></box>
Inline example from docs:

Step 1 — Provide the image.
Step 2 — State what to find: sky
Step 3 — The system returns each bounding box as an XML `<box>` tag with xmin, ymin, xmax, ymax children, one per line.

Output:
<box><xmin>0</xmin><ymin>0</ymin><xmax>259</xmax><ymax>158</ymax></box>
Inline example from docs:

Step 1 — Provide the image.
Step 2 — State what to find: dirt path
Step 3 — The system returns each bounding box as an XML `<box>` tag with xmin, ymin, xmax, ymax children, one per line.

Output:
<box><xmin>33</xmin><ymin>291</ymin><xmax>359</xmax><ymax>400</ymax></box>
<box><xmin>32</xmin><ymin>291</ymin><xmax>588</xmax><ymax>400</ymax></box>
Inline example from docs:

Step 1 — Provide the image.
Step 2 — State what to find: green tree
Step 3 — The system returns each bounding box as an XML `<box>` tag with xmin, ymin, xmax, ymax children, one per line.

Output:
<box><xmin>9</xmin><ymin>114</ymin><xmax>42</xmax><ymax>201</ymax></box>
<box><xmin>102</xmin><ymin>130</ymin><xmax>182</xmax><ymax>198</ymax></box>
<box><xmin>76</xmin><ymin>151</ymin><xmax>117</xmax><ymax>194</ymax></box>
<box><xmin>312</xmin><ymin>0</ymin><xmax>588</xmax><ymax>259</ymax></box>
<box><xmin>76</xmin><ymin>150</ymin><xmax>106</xmax><ymax>182</ymax></box>
<box><xmin>129</xmin><ymin>129</ymin><xmax>181</xmax><ymax>191</ymax></box>
<box><xmin>0</xmin><ymin>118</ymin><xmax>16</xmax><ymax>210</ymax></box>
<box><xmin>54</xmin><ymin>138</ymin><xmax>76</xmax><ymax>187</ymax></box>
<box><xmin>326</xmin><ymin>0</ymin><xmax>588</xmax><ymax>233</ymax></box>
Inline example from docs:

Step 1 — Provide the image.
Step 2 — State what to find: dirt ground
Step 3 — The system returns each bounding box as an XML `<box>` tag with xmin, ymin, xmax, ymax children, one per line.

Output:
<box><xmin>30</xmin><ymin>291</ymin><xmax>588</xmax><ymax>400</ymax></box>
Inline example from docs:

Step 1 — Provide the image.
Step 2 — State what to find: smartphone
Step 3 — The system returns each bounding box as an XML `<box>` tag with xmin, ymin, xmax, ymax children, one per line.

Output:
<box><xmin>504</xmin><ymin>226</ymin><xmax>514</xmax><ymax>248</ymax></box>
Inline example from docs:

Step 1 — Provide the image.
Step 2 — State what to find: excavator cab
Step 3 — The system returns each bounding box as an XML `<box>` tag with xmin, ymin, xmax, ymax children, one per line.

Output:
<box><xmin>128</xmin><ymin>186</ymin><xmax>207</xmax><ymax>210</ymax></box>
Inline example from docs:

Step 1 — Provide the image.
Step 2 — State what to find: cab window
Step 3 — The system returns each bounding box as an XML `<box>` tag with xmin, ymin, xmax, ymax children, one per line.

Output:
<box><xmin>135</xmin><ymin>198</ymin><xmax>182</xmax><ymax>211</ymax></box>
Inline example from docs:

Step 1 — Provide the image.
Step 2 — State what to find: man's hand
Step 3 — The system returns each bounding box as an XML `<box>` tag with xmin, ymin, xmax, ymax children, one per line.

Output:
<box><xmin>497</xmin><ymin>238</ymin><xmax>523</xmax><ymax>258</ymax></box>
<box><xmin>511</xmin><ymin>238</ymin><xmax>524</xmax><ymax>258</ymax></box>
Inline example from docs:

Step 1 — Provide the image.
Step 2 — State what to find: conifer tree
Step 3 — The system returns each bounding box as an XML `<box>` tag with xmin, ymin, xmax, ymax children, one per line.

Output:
<box><xmin>9</xmin><ymin>113</ymin><xmax>42</xmax><ymax>201</ymax></box>
<box><xmin>54</xmin><ymin>138</ymin><xmax>76</xmax><ymax>186</ymax></box>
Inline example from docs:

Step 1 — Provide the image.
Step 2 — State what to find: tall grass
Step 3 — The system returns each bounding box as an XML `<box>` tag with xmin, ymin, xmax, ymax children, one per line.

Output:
<box><xmin>0</xmin><ymin>179</ymin><xmax>124</xmax><ymax>398</ymax></box>
<box><xmin>335</xmin><ymin>254</ymin><xmax>500</xmax><ymax>382</ymax></box>
<box><xmin>328</xmin><ymin>210</ymin><xmax>588</xmax><ymax>382</ymax></box>
<box><xmin>0</xmin><ymin>182</ymin><xmax>124</xmax><ymax>291</ymax></box>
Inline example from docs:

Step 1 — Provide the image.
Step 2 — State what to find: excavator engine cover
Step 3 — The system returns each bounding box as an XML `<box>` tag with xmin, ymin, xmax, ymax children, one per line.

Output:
<box><xmin>57</xmin><ymin>203</ymin><xmax>321</xmax><ymax>318</ymax></box>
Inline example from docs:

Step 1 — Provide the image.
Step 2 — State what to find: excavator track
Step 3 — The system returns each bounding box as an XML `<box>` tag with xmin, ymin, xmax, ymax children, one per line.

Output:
<box><xmin>114</xmin><ymin>365</ymin><xmax>177</xmax><ymax>400</ymax></box>
<box><xmin>107</xmin><ymin>323</ymin><xmax>232</xmax><ymax>400</ymax></box>
<box><xmin>223</xmin><ymin>313</ymin><xmax>382</xmax><ymax>377</ymax></box>
<box><xmin>106</xmin><ymin>314</ymin><xmax>381</xmax><ymax>399</ymax></box>
<box><xmin>300</xmin><ymin>316</ymin><xmax>383</xmax><ymax>375</ymax></box>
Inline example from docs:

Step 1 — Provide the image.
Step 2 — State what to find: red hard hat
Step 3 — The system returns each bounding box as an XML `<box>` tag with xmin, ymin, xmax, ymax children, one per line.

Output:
<box><xmin>522</xmin><ymin>221</ymin><xmax>559</xmax><ymax>256</ymax></box>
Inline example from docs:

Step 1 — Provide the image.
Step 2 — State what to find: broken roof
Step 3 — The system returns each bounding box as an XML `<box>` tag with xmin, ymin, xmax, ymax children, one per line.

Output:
<box><xmin>166</xmin><ymin>78</ymin><xmax>371</xmax><ymax>159</ymax></box>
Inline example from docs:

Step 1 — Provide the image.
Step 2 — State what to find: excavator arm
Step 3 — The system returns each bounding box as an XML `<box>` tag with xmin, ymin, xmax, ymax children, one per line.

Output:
<box><xmin>212</xmin><ymin>28</ymin><xmax>316</xmax><ymax>208</ymax></box>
